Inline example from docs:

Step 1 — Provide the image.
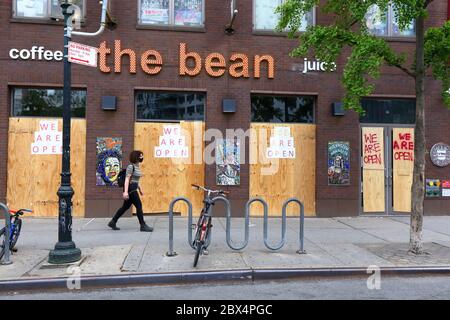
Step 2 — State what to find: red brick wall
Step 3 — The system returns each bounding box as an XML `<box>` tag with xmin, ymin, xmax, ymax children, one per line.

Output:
<box><xmin>0</xmin><ymin>0</ymin><xmax>449</xmax><ymax>216</ymax></box>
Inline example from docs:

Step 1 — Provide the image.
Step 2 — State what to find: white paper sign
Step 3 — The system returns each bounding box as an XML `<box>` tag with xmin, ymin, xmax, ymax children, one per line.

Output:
<box><xmin>68</xmin><ymin>41</ymin><xmax>98</xmax><ymax>68</ymax></box>
<box><xmin>267</xmin><ymin>126</ymin><xmax>296</xmax><ymax>159</ymax></box>
<box><xmin>31</xmin><ymin>120</ymin><xmax>62</xmax><ymax>155</ymax></box>
<box><xmin>154</xmin><ymin>125</ymin><xmax>189</xmax><ymax>158</ymax></box>
<box><xmin>442</xmin><ymin>189</ymin><xmax>450</xmax><ymax>197</ymax></box>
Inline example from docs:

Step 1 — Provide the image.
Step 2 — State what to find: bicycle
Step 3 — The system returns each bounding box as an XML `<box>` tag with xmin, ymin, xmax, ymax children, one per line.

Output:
<box><xmin>0</xmin><ymin>209</ymin><xmax>32</xmax><ymax>260</ymax></box>
<box><xmin>191</xmin><ymin>184</ymin><xmax>228</xmax><ymax>267</ymax></box>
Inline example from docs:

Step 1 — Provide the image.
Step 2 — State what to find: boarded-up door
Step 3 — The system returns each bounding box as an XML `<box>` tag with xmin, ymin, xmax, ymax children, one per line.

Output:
<box><xmin>362</xmin><ymin>127</ymin><xmax>385</xmax><ymax>213</ymax></box>
<box><xmin>249</xmin><ymin>123</ymin><xmax>316</xmax><ymax>216</ymax></box>
<box><xmin>7</xmin><ymin>117</ymin><xmax>86</xmax><ymax>217</ymax></box>
<box><xmin>392</xmin><ymin>128</ymin><xmax>414</xmax><ymax>212</ymax></box>
<box><xmin>134</xmin><ymin>121</ymin><xmax>205</xmax><ymax>216</ymax></box>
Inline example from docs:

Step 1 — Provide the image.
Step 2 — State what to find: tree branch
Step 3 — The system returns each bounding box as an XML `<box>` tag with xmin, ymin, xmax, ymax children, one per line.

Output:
<box><xmin>392</xmin><ymin>63</ymin><xmax>416</xmax><ymax>78</ymax></box>
<box><xmin>424</xmin><ymin>0</ymin><xmax>434</xmax><ymax>8</ymax></box>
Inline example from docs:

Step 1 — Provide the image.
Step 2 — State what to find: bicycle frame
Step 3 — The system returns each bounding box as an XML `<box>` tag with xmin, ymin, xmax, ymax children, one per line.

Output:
<box><xmin>191</xmin><ymin>185</ymin><xmax>228</xmax><ymax>266</ymax></box>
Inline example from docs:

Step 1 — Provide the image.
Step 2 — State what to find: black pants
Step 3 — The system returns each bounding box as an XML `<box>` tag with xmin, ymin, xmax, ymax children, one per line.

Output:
<box><xmin>112</xmin><ymin>183</ymin><xmax>145</xmax><ymax>225</ymax></box>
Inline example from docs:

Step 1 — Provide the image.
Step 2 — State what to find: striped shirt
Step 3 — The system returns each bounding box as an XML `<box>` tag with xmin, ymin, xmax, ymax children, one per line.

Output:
<box><xmin>126</xmin><ymin>164</ymin><xmax>143</xmax><ymax>185</ymax></box>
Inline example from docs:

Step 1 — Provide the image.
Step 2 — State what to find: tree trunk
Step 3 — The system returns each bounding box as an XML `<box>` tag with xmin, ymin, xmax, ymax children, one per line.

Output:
<box><xmin>410</xmin><ymin>13</ymin><xmax>426</xmax><ymax>254</ymax></box>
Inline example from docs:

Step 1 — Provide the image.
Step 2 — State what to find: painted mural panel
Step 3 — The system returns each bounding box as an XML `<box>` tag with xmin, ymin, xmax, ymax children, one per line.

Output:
<box><xmin>96</xmin><ymin>137</ymin><xmax>122</xmax><ymax>186</ymax></box>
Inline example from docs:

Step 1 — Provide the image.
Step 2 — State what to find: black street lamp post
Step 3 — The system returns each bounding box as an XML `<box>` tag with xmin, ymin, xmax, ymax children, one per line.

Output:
<box><xmin>48</xmin><ymin>0</ymin><xmax>81</xmax><ymax>264</ymax></box>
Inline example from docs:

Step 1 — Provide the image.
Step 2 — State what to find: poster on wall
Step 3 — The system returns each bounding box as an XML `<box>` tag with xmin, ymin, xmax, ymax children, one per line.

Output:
<box><xmin>425</xmin><ymin>179</ymin><xmax>441</xmax><ymax>198</ymax></box>
<box><xmin>328</xmin><ymin>141</ymin><xmax>350</xmax><ymax>185</ymax></box>
<box><xmin>154</xmin><ymin>125</ymin><xmax>189</xmax><ymax>158</ymax></box>
<box><xmin>266</xmin><ymin>126</ymin><xmax>296</xmax><ymax>159</ymax></box>
<box><xmin>96</xmin><ymin>137</ymin><xmax>122</xmax><ymax>186</ymax></box>
<box><xmin>216</xmin><ymin>139</ymin><xmax>240</xmax><ymax>186</ymax></box>
<box><xmin>140</xmin><ymin>0</ymin><xmax>169</xmax><ymax>24</ymax></box>
<box><xmin>362</xmin><ymin>127</ymin><xmax>384</xmax><ymax>169</ymax></box>
<box><xmin>442</xmin><ymin>180</ymin><xmax>450</xmax><ymax>197</ymax></box>
<box><xmin>174</xmin><ymin>0</ymin><xmax>203</xmax><ymax>26</ymax></box>
<box><xmin>31</xmin><ymin>120</ymin><xmax>62</xmax><ymax>155</ymax></box>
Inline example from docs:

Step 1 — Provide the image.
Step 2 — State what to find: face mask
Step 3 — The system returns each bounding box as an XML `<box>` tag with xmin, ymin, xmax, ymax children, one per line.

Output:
<box><xmin>139</xmin><ymin>158</ymin><xmax>144</xmax><ymax>163</ymax></box>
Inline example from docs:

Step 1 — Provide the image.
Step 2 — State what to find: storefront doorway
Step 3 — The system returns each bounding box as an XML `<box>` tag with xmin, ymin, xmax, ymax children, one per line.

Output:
<box><xmin>360</xmin><ymin>125</ymin><xmax>415</xmax><ymax>215</ymax></box>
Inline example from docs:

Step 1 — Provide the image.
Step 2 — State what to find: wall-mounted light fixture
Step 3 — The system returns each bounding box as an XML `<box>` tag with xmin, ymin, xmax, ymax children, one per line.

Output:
<box><xmin>332</xmin><ymin>102</ymin><xmax>345</xmax><ymax>116</ymax></box>
<box><xmin>101</xmin><ymin>96</ymin><xmax>117</xmax><ymax>111</ymax></box>
<box><xmin>225</xmin><ymin>0</ymin><xmax>238</xmax><ymax>35</ymax></box>
<box><xmin>223</xmin><ymin>99</ymin><xmax>236</xmax><ymax>113</ymax></box>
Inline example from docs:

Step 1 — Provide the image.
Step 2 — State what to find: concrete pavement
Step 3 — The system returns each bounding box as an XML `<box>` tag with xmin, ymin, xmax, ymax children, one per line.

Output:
<box><xmin>1</xmin><ymin>215</ymin><xmax>450</xmax><ymax>289</ymax></box>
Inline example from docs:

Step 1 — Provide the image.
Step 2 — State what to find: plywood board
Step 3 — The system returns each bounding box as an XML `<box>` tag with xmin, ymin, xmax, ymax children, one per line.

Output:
<box><xmin>249</xmin><ymin>123</ymin><xmax>316</xmax><ymax>217</ymax></box>
<box><xmin>393</xmin><ymin>128</ymin><xmax>414</xmax><ymax>212</ymax></box>
<box><xmin>362</xmin><ymin>127</ymin><xmax>385</xmax><ymax>213</ymax></box>
<box><xmin>134</xmin><ymin>121</ymin><xmax>205</xmax><ymax>216</ymax></box>
<box><xmin>7</xmin><ymin>118</ymin><xmax>86</xmax><ymax>217</ymax></box>
<box><xmin>363</xmin><ymin>169</ymin><xmax>385</xmax><ymax>212</ymax></box>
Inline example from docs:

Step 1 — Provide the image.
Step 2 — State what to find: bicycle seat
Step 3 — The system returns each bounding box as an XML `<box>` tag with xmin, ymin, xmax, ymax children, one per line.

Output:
<box><xmin>9</xmin><ymin>209</ymin><xmax>33</xmax><ymax>216</ymax></box>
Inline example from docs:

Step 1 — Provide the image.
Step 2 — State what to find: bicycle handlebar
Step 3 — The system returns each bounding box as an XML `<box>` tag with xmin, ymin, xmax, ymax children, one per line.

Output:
<box><xmin>191</xmin><ymin>184</ymin><xmax>230</xmax><ymax>195</ymax></box>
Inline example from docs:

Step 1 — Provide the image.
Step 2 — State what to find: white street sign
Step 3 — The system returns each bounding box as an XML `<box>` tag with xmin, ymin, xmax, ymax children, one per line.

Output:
<box><xmin>68</xmin><ymin>41</ymin><xmax>98</xmax><ymax>68</ymax></box>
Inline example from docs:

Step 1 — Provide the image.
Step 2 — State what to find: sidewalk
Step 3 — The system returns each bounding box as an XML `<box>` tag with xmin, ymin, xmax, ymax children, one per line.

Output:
<box><xmin>1</xmin><ymin>215</ymin><xmax>450</xmax><ymax>287</ymax></box>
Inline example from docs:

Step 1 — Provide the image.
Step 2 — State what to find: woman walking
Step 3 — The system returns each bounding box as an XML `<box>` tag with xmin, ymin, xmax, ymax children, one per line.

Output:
<box><xmin>108</xmin><ymin>150</ymin><xmax>153</xmax><ymax>232</ymax></box>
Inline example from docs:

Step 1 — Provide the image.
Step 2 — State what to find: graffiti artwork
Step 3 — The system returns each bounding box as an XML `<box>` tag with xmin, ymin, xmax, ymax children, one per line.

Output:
<box><xmin>328</xmin><ymin>141</ymin><xmax>350</xmax><ymax>185</ymax></box>
<box><xmin>96</xmin><ymin>137</ymin><xmax>122</xmax><ymax>186</ymax></box>
<box><xmin>216</xmin><ymin>139</ymin><xmax>240</xmax><ymax>186</ymax></box>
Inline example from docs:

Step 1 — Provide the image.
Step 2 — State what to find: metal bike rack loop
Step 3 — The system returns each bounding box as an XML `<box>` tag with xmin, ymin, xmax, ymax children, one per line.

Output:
<box><xmin>212</xmin><ymin>196</ymin><xmax>250</xmax><ymax>251</ymax></box>
<box><xmin>166</xmin><ymin>197</ymin><xmax>192</xmax><ymax>257</ymax></box>
<box><xmin>282</xmin><ymin>198</ymin><xmax>306</xmax><ymax>254</ymax></box>
<box><xmin>0</xmin><ymin>202</ymin><xmax>12</xmax><ymax>265</ymax></box>
<box><xmin>166</xmin><ymin>196</ymin><xmax>306</xmax><ymax>256</ymax></box>
<box><xmin>262</xmin><ymin>199</ymin><xmax>287</xmax><ymax>251</ymax></box>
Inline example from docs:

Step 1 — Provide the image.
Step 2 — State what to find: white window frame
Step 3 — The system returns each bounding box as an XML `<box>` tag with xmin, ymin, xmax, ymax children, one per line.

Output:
<box><xmin>137</xmin><ymin>0</ymin><xmax>205</xmax><ymax>28</ymax></box>
<box><xmin>252</xmin><ymin>0</ymin><xmax>316</xmax><ymax>32</ymax></box>
<box><xmin>366</xmin><ymin>4</ymin><xmax>415</xmax><ymax>37</ymax></box>
<box><xmin>12</xmin><ymin>0</ymin><xmax>86</xmax><ymax>21</ymax></box>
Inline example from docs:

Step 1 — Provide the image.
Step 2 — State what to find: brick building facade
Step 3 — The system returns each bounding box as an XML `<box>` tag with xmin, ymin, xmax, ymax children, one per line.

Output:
<box><xmin>0</xmin><ymin>0</ymin><xmax>449</xmax><ymax>218</ymax></box>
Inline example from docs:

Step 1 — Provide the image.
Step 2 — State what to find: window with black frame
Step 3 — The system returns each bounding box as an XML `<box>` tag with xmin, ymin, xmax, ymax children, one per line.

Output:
<box><xmin>360</xmin><ymin>98</ymin><xmax>416</xmax><ymax>124</ymax></box>
<box><xmin>136</xmin><ymin>91</ymin><xmax>205</xmax><ymax>121</ymax></box>
<box><xmin>11</xmin><ymin>88</ymin><xmax>86</xmax><ymax>118</ymax></box>
<box><xmin>138</xmin><ymin>0</ymin><xmax>204</xmax><ymax>27</ymax></box>
<box><xmin>13</xmin><ymin>0</ymin><xmax>86</xmax><ymax>21</ymax></box>
<box><xmin>251</xmin><ymin>95</ymin><xmax>315</xmax><ymax>123</ymax></box>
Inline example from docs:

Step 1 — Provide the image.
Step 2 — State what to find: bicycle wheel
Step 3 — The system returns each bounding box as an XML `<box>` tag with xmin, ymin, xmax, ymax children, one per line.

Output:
<box><xmin>193</xmin><ymin>240</ymin><xmax>203</xmax><ymax>268</ymax></box>
<box><xmin>0</xmin><ymin>227</ymin><xmax>5</xmax><ymax>261</ymax></box>
<box><xmin>10</xmin><ymin>218</ymin><xmax>22</xmax><ymax>250</ymax></box>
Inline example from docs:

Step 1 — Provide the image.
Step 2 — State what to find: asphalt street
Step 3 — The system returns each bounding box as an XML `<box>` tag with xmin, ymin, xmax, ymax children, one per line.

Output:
<box><xmin>1</xmin><ymin>274</ymin><xmax>449</xmax><ymax>300</ymax></box>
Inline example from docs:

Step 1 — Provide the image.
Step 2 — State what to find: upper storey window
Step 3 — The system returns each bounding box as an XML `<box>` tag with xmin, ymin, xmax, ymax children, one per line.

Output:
<box><xmin>253</xmin><ymin>0</ymin><xmax>314</xmax><ymax>32</ymax></box>
<box><xmin>365</xmin><ymin>4</ymin><xmax>415</xmax><ymax>37</ymax></box>
<box><xmin>13</xmin><ymin>0</ymin><xmax>86</xmax><ymax>21</ymax></box>
<box><xmin>138</xmin><ymin>0</ymin><xmax>204</xmax><ymax>28</ymax></box>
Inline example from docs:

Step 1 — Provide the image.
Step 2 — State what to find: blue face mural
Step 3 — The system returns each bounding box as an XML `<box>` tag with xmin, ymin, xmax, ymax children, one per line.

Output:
<box><xmin>96</xmin><ymin>137</ymin><xmax>122</xmax><ymax>186</ymax></box>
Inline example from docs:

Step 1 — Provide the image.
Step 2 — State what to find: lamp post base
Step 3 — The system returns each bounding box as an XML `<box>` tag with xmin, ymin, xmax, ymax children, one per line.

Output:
<box><xmin>48</xmin><ymin>241</ymin><xmax>81</xmax><ymax>264</ymax></box>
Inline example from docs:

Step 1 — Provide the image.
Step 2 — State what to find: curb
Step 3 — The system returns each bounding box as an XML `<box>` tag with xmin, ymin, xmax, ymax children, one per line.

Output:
<box><xmin>1</xmin><ymin>266</ymin><xmax>450</xmax><ymax>292</ymax></box>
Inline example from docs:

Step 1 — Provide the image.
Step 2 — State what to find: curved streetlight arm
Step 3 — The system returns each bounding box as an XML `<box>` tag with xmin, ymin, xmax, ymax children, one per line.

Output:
<box><xmin>72</xmin><ymin>0</ymin><xmax>109</xmax><ymax>37</ymax></box>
